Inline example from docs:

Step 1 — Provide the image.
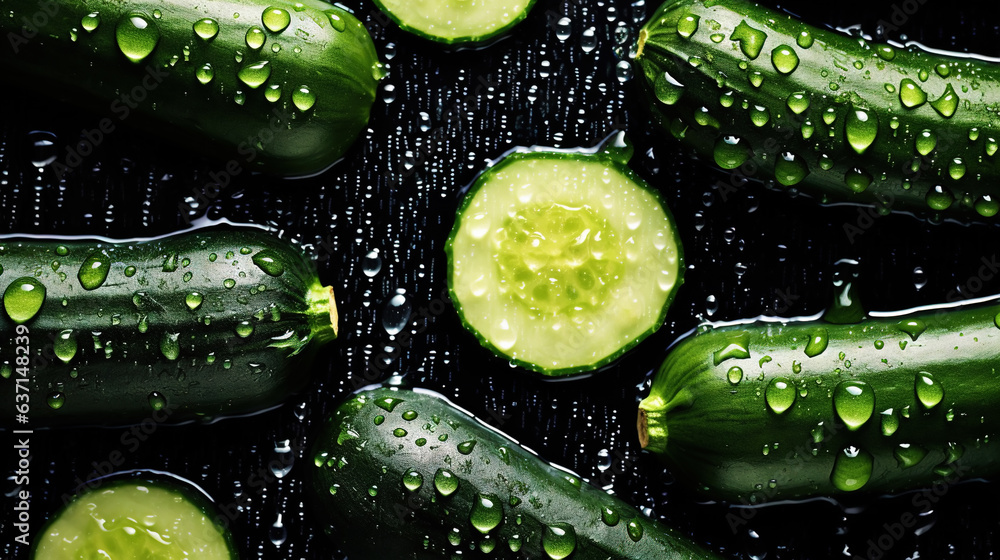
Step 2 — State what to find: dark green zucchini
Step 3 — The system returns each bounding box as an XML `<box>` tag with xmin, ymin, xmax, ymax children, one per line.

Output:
<box><xmin>0</xmin><ymin>227</ymin><xmax>337</xmax><ymax>427</ymax></box>
<box><xmin>1</xmin><ymin>0</ymin><xmax>382</xmax><ymax>177</ymax></box>
<box><xmin>310</xmin><ymin>387</ymin><xmax>722</xmax><ymax>559</ymax></box>
<box><xmin>33</xmin><ymin>476</ymin><xmax>237</xmax><ymax>559</ymax></box>
<box><xmin>635</xmin><ymin>0</ymin><xmax>1000</xmax><ymax>219</ymax></box>
<box><xmin>638</xmin><ymin>298</ymin><xmax>1000</xmax><ymax>504</ymax></box>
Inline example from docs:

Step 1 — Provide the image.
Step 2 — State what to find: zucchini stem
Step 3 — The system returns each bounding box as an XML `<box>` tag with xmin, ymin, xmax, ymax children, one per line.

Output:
<box><xmin>308</xmin><ymin>284</ymin><xmax>339</xmax><ymax>343</ymax></box>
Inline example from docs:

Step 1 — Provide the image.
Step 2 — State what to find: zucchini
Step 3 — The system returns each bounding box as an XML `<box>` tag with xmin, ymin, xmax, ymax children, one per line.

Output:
<box><xmin>372</xmin><ymin>0</ymin><xmax>536</xmax><ymax>46</ymax></box>
<box><xmin>637</xmin><ymin>298</ymin><xmax>1000</xmax><ymax>504</ymax></box>
<box><xmin>635</xmin><ymin>0</ymin><xmax>1000</xmax><ymax>220</ymax></box>
<box><xmin>0</xmin><ymin>227</ymin><xmax>337</xmax><ymax>427</ymax></box>
<box><xmin>1</xmin><ymin>0</ymin><xmax>382</xmax><ymax>177</ymax></box>
<box><xmin>33</xmin><ymin>476</ymin><xmax>237</xmax><ymax>559</ymax></box>
<box><xmin>446</xmin><ymin>133</ymin><xmax>684</xmax><ymax>377</ymax></box>
<box><xmin>309</xmin><ymin>386</ymin><xmax>722</xmax><ymax>559</ymax></box>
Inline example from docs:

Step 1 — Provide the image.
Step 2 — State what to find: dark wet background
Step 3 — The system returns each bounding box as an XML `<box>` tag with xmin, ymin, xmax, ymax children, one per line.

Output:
<box><xmin>3</xmin><ymin>0</ymin><xmax>1000</xmax><ymax>558</ymax></box>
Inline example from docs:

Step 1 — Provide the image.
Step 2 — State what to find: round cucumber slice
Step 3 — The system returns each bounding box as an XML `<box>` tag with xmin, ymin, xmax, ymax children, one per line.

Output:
<box><xmin>32</xmin><ymin>478</ymin><xmax>236</xmax><ymax>559</ymax></box>
<box><xmin>447</xmin><ymin>133</ymin><xmax>684</xmax><ymax>377</ymax></box>
<box><xmin>373</xmin><ymin>0</ymin><xmax>536</xmax><ymax>45</ymax></box>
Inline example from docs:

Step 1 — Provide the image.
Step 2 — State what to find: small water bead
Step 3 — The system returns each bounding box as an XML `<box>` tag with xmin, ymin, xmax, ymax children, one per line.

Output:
<box><xmin>262</xmin><ymin>6</ymin><xmax>291</xmax><ymax>32</ymax></box>
<box><xmin>894</xmin><ymin>443</ymin><xmax>927</xmax><ymax>468</ymax></box>
<box><xmin>470</xmin><ymin>494</ymin><xmax>503</xmax><ymax>533</ymax></box>
<box><xmin>235</xmin><ymin>320</ymin><xmax>254</xmax><ymax>338</ymax></box>
<box><xmin>926</xmin><ymin>185</ymin><xmax>954</xmax><ymax>211</ymax></box>
<box><xmin>251</xmin><ymin>250</ymin><xmax>285</xmax><ymax>276</ymax></box>
<box><xmin>246</xmin><ymin>26</ymin><xmax>266</xmax><ymax>49</ymax></box>
<box><xmin>434</xmin><ymin>468</ymin><xmax>459</xmax><ymax>496</ymax></box>
<box><xmin>804</xmin><ymin>329</ymin><xmax>829</xmax><ymax>357</ymax></box>
<box><xmin>876</xmin><ymin>45</ymin><xmax>895</xmax><ymax>60</ymax></box>
<box><xmin>727</xmin><ymin>366</ymin><xmax>743</xmax><ymax>385</ymax></box>
<box><xmin>82</xmin><ymin>12</ymin><xmax>101</xmax><ymax>32</ymax></box>
<box><xmin>987</xmin><ymin>138</ymin><xmax>999</xmax><ymax>156</ymax></box>
<box><xmin>160</xmin><ymin>332</ymin><xmax>180</xmax><ymax>360</ymax></box>
<box><xmin>749</xmin><ymin>105</ymin><xmax>770</xmax><ymax>127</ymax></box>
<box><xmin>915</xmin><ymin>372</ymin><xmax>944</xmax><ymax>409</ymax></box>
<box><xmin>765</xmin><ymin>377</ymin><xmax>796</xmax><ymax>414</ymax></box>
<box><xmin>543</xmin><ymin>523</ymin><xmax>578</xmax><ymax>558</ymax></box>
<box><xmin>881</xmin><ymin>408</ymin><xmax>899</xmax><ymax>436</ymax></box>
<box><xmin>771</xmin><ymin>45</ymin><xmax>799</xmax><ymax>74</ymax></box>
<box><xmin>326</xmin><ymin>10</ymin><xmax>347</xmax><ymax>32</ymax></box>
<box><xmin>368</xmin><ymin>486</ymin><xmax>378</xmax><ymax>497</ymax></box>
<box><xmin>801</xmin><ymin>120</ymin><xmax>816</xmax><ymax>140</ymax></box>
<box><xmin>508</xmin><ymin>535</ymin><xmax>523</xmax><ymax>552</ymax></box>
<box><xmin>822</xmin><ymin>108</ymin><xmax>837</xmax><ymax>125</ymax></box>
<box><xmin>676</xmin><ymin>14</ymin><xmax>699</xmax><ymax>38</ymax></box>
<box><xmin>403</xmin><ymin>470</ymin><xmax>423</xmax><ymax>492</ymax></box>
<box><xmin>948</xmin><ymin>158</ymin><xmax>966</xmax><ymax>180</ymax></box>
<box><xmin>292</xmin><ymin>86</ymin><xmax>316</xmax><ymax>111</ymax></box>
<box><xmin>653</xmin><ymin>71</ymin><xmax>684</xmax><ymax>106</ymax></box>
<box><xmin>458</xmin><ymin>440</ymin><xmax>477</xmax><ymax>455</ymax></box>
<box><xmin>193</xmin><ymin>18</ymin><xmax>219</xmax><ymax>40</ymax></box>
<box><xmin>786</xmin><ymin>91</ymin><xmax>810</xmax><ymax>114</ymax></box>
<box><xmin>694</xmin><ymin>106</ymin><xmax>720</xmax><ymax>128</ymax></box>
<box><xmin>845</xmin><ymin>108</ymin><xmax>878</xmax><ymax>154</ymax></box>
<box><xmin>375</xmin><ymin>397</ymin><xmax>403</xmax><ymax>412</ymax></box>
<box><xmin>774</xmin><ymin>151</ymin><xmax>808</xmax><ymax>186</ymax></box>
<box><xmin>930</xmin><ymin>83</ymin><xmax>959</xmax><ymax>118</ymax></box>
<box><xmin>393</xmin><ymin>428</ymin><xmax>407</xmax><ymax>437</ymax></box>
<box><xmin>382</xmin><ymin>293</ymin><xmax>412</xmax><ymax>336</ymax></box>
<box><xmin>116</xmin><ymin>12</ymin><xmax>160</xmax><ymax>63</ymax></box>
<box><xmin>78</xmin><ymin>250</ymin><xmax>111</xmax><ymax>290</ymax></box>
<box><xmin>975</xmin><ymin>195</ymin><xmax>1000</xmax><ymax>217</ymax></box>
<box><xmin>626</xmin><ymin>519</ymin><xmax>644</xmax><ymax>542</ymax></box>
<box><xmin>4</xmin><ymin>277</ymin><xmax>46</xmax><ymax>324</ymax></box>
<box><xmin>914</xmin><ymin>129</ymin><xmax>938</xmax><ymax>156</ymax></box>
<box><xmin>448</xmin><ymin>528</ymin><xmax>462</xmax><ymax>546</ymax></box>
<box><xmin>223</xmin><ymin>278</ymin><xmax>237</xmax><ymax>289</ymax></box>
<box><xmin>714</xmin><ymin>136</ymin><xmax>751</xmax><ymax>170</ymax></box>
<box><xmin>185</xmin><ymin>292</ymin><xmax>203</xmax><ymax>311</ymax></box>
<box><xmin>969</xmin><ymin>127</ymin><xmax>981</xmax><ymax>141</ymax></box>
<box><xmin>845</xmin><ymin>168</ymin><xmax>873</xmax><ymax>193</ymax></box>
<box><xmin>601</xmin><ymin>506</ymin><xmax>620</xmax><ymax>526</ymax></box>
<box><xmin>148</xmin><ymin>391</ymin><xmax>167</xmax><ymax>411</ymax></box>
<box><xmin>47</xmin><ymin>392</ymin><xmax>66</xmax><ymax>410</ymax></box>
<box><xmin>373</xmin><ymin>415</ymin><xmax>385</xmax><ymax>425</ymax></box>
<box><xmin>196</xmin><ymin>63</ymin><xmax>215</xmax><ymax>84</ymax></box>
<box><xmin>796</xmin><ymin>29</ymin><xmax>813</xmax><ymax>48</ymax></box>
<box><xmin>833</xmin><ymin>381</ymin><xmax>875</xmax><ymax>431</ymax></box>
<box><xmin>54</xmin><ymin>330</ymin><xmax>77</xmax><ymax>363</ymax></box>
<box><xmin>748</xmin><ymin>71</ymin><xmax>764</xmax><ymax>88</ymax></box>
<box><xmin>831</xmin><ymin>446</ymin><xmax>873</xmax><ymax>492</ymax></box>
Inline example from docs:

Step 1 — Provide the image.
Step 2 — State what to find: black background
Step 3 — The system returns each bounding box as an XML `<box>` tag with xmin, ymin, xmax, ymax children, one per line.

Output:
<box><xmin>3</xmin><ymin>0</ymin><xmax>1000</xmax><ymax>558</ymax></box>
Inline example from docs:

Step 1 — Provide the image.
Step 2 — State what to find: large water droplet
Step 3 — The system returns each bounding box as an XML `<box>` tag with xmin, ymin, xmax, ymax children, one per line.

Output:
<box><xmin>771</xmin><ymin>45</ymin><xmax>799</xmax><ymax>74</ymax></box>
<box><xmin>116</xmin><ymin>13</ymin><xmax>160</xmax><ymax>63</ymax></box>
<box><xmin>262</xmin><ymin>6</ymin><xmax>291</xmax><ymax>32</ymax></box>
<box><xmin>434</xmin><ymin>468</ymin><xmax>459</xmax><ymax>496</ymax></box>
<box><xmin>78</xmin><ymin>250</ymin><xmax>111</xmax><ymax>290</ymax></box>
<box><xmin>899</xmin><ymin>79</ymin><xmax>927</xmax><ymax>108</ymax></box>
<box><xmin>403</xmin><ymin>470</ymin><xmax>423</xmax><ymax>492</ymax></box>
<box><xmin>542</xmin><ymin>523</ymin><xmax>577</xmax><ymax>559</ymax></box>
<box><xmin>601</xmin><ymin>506</ymin><xmax>620</xmax><ymax>526</ymax></box>
<box><xmin>926</xmin><ymin>185</ymin><xmax>954</xmax><ymax>211</ymax></box>
<box><xmin>830</xmin><ymin>446</ymin><xmax>873</xmax><ymax>492</ymax></box>
<box><xmin>653</xmin><ymin>71</ymin><xmax>684</xmax><ymax>106</ymax></box>
<box><xmin>81</xmin><ymin>11</ymin><xmax>101</xmax><ymax>32</ymax></box>
<box><xmin>246</xmin><ymin>26</ymin><xmax>266</xmax><ymax>49</ymax></box>
<box><xmin>845</xmin><ymin>108</ymin><xmax>878</xmax><ymax>154</ymax></box>
<box><xmin>252</xmin><ymin>249</ymin><xmax>285</xmax><ymax>276</ymax></box>
<box><xmin>676</xmin><ymin>13</ymin><xmax>699</xmax><ymax>38</ymax></box>
<box><xmin>765</xmin><ymin>377</ymin><xmax>796</xmax><ymax>414</ymax></box>
<box><xmin>160</xmin><ymin>332</ymin><xmax>180</xmax><ymax>360</ymax></box>
<box><xmin>774</xmin><ymin>151</ymin><xmax>809</xmax><ymax>186</ymax></box>
<box><xmin>714</xmin><ymin>136</ymin><xmax>752</xmax><ymax>170</ymax></box>
<box><xmin>730</xmin><ymin>20</ymin><xmax>767</xmax><ymax>59</ymax></box>
<box><xmin>915</xmin><ymin>371</ymin><xmax>943</xmax><ymax>408</ymax></box>
<box><xmin>238</xmin><ymin>60</ymin><xmax>272</xmax><ymax>88</ymax></box>
<box><xmin>894</xmin><ymin>443</ymin><xmax>927</xmax><ymax>468</ymax></box>
<box><xmin>4</xmin><ymin>277</ymin><xmax>46</xmax><ymax>323</ymax></box>
<box><xmin>382</xmin><ymin>292</ymin><xmax>412</xmax><ymax>336</ymax></box>
<box><xmin>292</xmin><ymin>85</ymin><xmax>316</xmax><ymax>111</ymax></box>
<box><xmin>54</xmin><ymin>329</ymin><xmax>78</xmax><ymax>363</ymax></box>
<box><xmin>834</xmin><ymin>380</ymin><xmax>875</xmax><ymax>431</ymax></box>
<box><xmin>786</xmin><ymin>91</ymin><xmax>810</xmax><ymax>115</ymax></box>
<box><xmin>193</xmin><ymin>18</ymin><xmax>219</xmax><ymax>40</ymax></box>
<box><xmin>930</xmin><ymin>83</ymin><xmax>959</xmax><ymax>118</ymax></box>
<box><xmin>804</xmin><ymin>328</ymin><xmax>829</xmax><ymax>357</ymax></box>
<box><xmin>470</xmin><ymin>493</ymin><xmax>503</xmax><ymax>533</ymax></box>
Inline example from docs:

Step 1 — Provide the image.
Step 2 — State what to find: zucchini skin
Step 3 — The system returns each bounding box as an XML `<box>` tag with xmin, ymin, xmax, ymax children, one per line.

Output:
<box><xmin>636</xmin><ymin>0</ymin><xmax>1000</xmax><ymax>220</ymax></box>
<box><xmin>310</xmin><ymin>387</ymin><xmax>721</xmax><ymax>559</ymax></box>
<box><xmin>638</xmin><ymin>301</ymin><xmax>1000</xmax><ymax>504</ymax></box>
<box><xmin>1</xmin><ymin>0</ymin><xmax>381</xmax><ymax>177</ymax></box>
<box><xmin>0</xmin><ymin>228</ymin><xmax>337</xmax><ymax>427</ymax></box>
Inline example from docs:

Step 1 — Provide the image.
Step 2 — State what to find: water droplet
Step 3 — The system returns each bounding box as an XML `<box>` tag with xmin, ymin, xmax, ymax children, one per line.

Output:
<box><xmin>193</xmin><ymin>18</ymin><xmax>219</xmax><ymax>40</ymax></box>
<box><xmin>47</xmin><ymin>392</ymin><xmax>65</xmax><ymax>410</ymax></box>
<box><xmin>727</xmin><ymin>366</ymin><xmax>743</xmax><ymax>385</ymax></box>
<box><xmin>876</xmin><ymin>45</ymin><xmax>895</xmax><ymax>60</ymax></box>
<box><xmin>948</xmin><ymin>158</ymin><xmax>966</xmax><ymax>180</ymax></box>
<box><xmin>626</xmin><ymin>518</ymin><xmax>644</xmax><ymax>542</ymax></box>
<box><xmin>786</xmin><ymin>91</ymin><xmax>810</xmax><ymax>114</ymax></box>
<box><xmin>4</xmin><ymin>277</ymin><xmax>45</xmax><ymax>323</ymax></box>
<box><xmin>292</xmin><ymin>85</ymin><xmax>316</xmax><ymax>111</ymax></box>
<box><xmin>382</xmin><ymin>293</ymin><xmax>412</xmax><ymax>336</ymax></box>
<box><xmin>223</xmin><ymin>278</ymin><xmax>237</xmax><ymax>289</ymax></box>
<box><xmin>368</xmin><ymin>485</ymin><xmax>378</xmax><ymax>497</ymax></box>
<box><xmin>930</xmin><ymin>83</ymin><xmax>959</xmax><ymax>118</ymax></box>
<box><xmin>264</xmin><ymin>84</ymin><xmax>282</xmax><ymax>102</ymax></box>
<box><xmin>262</xmin><ymin>6</ymin><xmax>291</xmax><ymax>32</ymax></box>
<box><xmin>897</xmin><ymin>78</ymin><xmax>927</xmax><ymax>108</ymax></box>
<box><xmin>600</xmin><ymin>506</ymin><xmax>620</xmax><ymax>526</ymax></box>
<box><xmin>830</xmin><ymin>446</ymin><xmax>873</xmax><ymax>492</ymax></box>
<box><xmin>362</xmin><ymin>250</ymin><xmax>382</xmax><ymax>277</ymax></box>
<box><xmin>458</xmin><ymin>440</ymin><xmax>477</xmax><ymax>455</ymax></box>
<box><xmin>434</xmin><ymin>468</ymin><xmax>459</xmax><ymax>496</ymax></box>
<box><xmin>804</xmin><ymin>328</ymin><xmax>829</xmax><ymax>357</ymax></box>
<box><xmin>894</xmin><ymin>443</ymin><xmax>927</xmax><ymax>468</ymax></box>
<box><xmin>765</xmin><ymin>377</ymin><xmax>796</xmax><ymax>414</ymax></box>
<box><xmin>975</xmin><ymin>195</ymin><xmax>1000</xmax><ymax>217</ymax></box>
<box><xmin>246</xmin><ymin>26</ymin><xmax>266</xmax><ymax>49</ymax></box>
<box><xmin>845</xmin><ymin>167</ymin><xmax>873</xmax><ymax>193</ymax></box>
<box><xmin>252</xmin><ymin>250</ymin><xmax>285</xmax><ymax>276</ymax></box>
<box><xmin>730</xmin><ymin>20</ymin><xmax>767</xmax><ymax>59</ymax></box>
<box><xmin>915</xmin><ymin>371</ymin><xmax>943</xmax><ymax>409</ymax></box>
<box><xmin>796</xmin><ymin>30</ymin><xmax>813</xmax><ymax>48</ymax></box>
<box><xmin>714</xmin><ymin>136</ymin><xmax>752</xmax><ymax>170</ymax></box>
<box><xmin>771</xmin><ymin>45</ymin><xmax>799</xmax><ymax>74</ymax></box>
<box><xmin>543</xmin><ymin>523</ymin><xmax>577</xmax><ymax>558</ymax></box>
<box><xmin>148</xmin><ymin>391</ymin><xmax>167</xmax><ymax>410</ymax></box>
<box><xmin>653</xmin><ymin>71</ymin><xmax>684</xmax><ymax>106</ymax></box>
<box><xmin>393</xmin><ymin>427</ymin><xmax>407</xmax><ymax>437</ymax></box>
<box><xmin>235</xmin><ymin>320</ymin><xmax>254</xmax><ymax>338</ymax></box>
<box><xmin>238</xmin><ymin>60</ymin><xmax>271</xmax><ymax>89</ymax></box>
<box><xmin>402</xmin><ymin>470</ymin><xmax>423</xmax><ymax>491</ymax></box>
<box><xmin>53</xmin><ymin>329</ymin><xmax>77</xmax><ymax>363</ymax></box>
<box><xmin>78</xmin><ymin>250</ymin><xmax>111</xmax><ymax>290</ymax></box>
<box><xmin>196</xmin><ymin>63</ymin><xmax>215</xmax><ymax>84</ymax></box>
<box><xmin>116</xmin><ymin>12</ymin><xmax>160</xmax><ymax>63</ymax></box>
<box><xmin>845</xmin><ymin>108</ymin><xmax>878</xmax><ymax>154</ymax></box>
<box><xmin>470</xmin><ymin>493</ymin><xmax>503</xmax><ymax>533</ymax></box>
<box><xmin>822</xmin><ymin>108</ymin><xmax>837</xmax><ymax>125</ymax></box>
<box><xmin>326</xmin><ymin>10</ymin><xmax>347</xmax><ymax>32</ymax></box>
<box><xmin>774</xmin><ymin>151</ymin><xmax>809</xmax><ymax>186</ymax></box>
<box><xmin>881</xmin><ymin>408</ymin><xmax>899</xmax><ymax>436</ymax></box>
<box><xmin>81</xmin><ymin>11</ymin><xmax>101</xmax><ymax>32</ymax></box>
<box><xmin>160</xmin><ymin>332</ymin><xmax>180</xmax><ymax>360</ymax></box>
<box><xmin>748</xmin><ymin>71</ymin><xmax>764</xmax><ymax>88</ymax></box>
<box><xmin>375</xmin><ymin>396</ymin><xmax>403</xmax><ymax>412</ymax></box>
<box><xmin>184</xmin><ymin>292</ymin><xmax>203</xmax><ymax>311</ymax></box>
<box><xmin>833</xmin><ymin>380</ymin><xmax>875</xmax><ymax>431</ymax></box>
<box><xmin>749</xmin><ymin>105</ymin><xmax>770</xmax><ymax>127</ymax></box>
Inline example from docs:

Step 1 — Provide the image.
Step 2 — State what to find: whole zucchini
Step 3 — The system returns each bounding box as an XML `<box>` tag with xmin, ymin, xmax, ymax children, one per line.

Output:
<box><xmin>0</xmin><ymin>227</ymin><xmax>337</xmax><ymax>426</ymax></box>
<box><xmin>1</xmin><ymin>0</ymin><xmax>382</xmax><ymax>177</ymax></box>
<box><xmin>310</xmin><ymin>387</ymin><xmax>722</xmax><ymax>559</ymax></box>
<box><xmin>638</xmin><ymin>300</ymin><xmax>1000</xmax><ymax>504</ymax></box>
<box><xmin>635</xmin><ymin>0</ymin><xmax>1000</xmax><ymax>219</ymax></box>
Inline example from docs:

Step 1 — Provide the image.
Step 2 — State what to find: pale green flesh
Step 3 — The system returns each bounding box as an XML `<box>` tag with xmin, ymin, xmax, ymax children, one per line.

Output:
<box><xmin>450</xmin><ymin>156</ymin><xmax>682</xmax><ymax>373</ymax></box>
<box><xmin>33</xmin><ymin>482</ymin><xmax>232</xmax><ymax>559</ymax></box>
<box><xmin>376</xmin><ymin>0</ymin><xmax>532</xmax><ymax>42</ymax></box>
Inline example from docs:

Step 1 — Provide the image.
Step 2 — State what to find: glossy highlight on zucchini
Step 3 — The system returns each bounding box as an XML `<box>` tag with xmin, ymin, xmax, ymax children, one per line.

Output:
<box><xmin>310</xmin><ymin>386</ymin><xmax>722</xmax><ymax>559</ymax></box>
<box><xmin>638</xmin><ymin>298</ymin><xmax>1000</xmax><ymax>504</ymax></box>
<box><xmin>372</xmin><ymin>0</ymin><xmax>537</xmax><ymax>45</ymax></box>
<box><xmin>1</xmin><ymin>0</ymin><xmax>382</xmax><ymax>177</ymax></box>
<box><xmin>33</xmin><ymin>476</ymin><xmax>237</xmax><ymax>559</ymax></box>
<box><xmin>635</xmin><ymin>0</ymin><xmax>1000</xmax><ymax>220</ymax></box>
<box><xmin>447</xmin><ymin>133</ymin><xmax>684</xmax><ymax>377</ymax></box>
<box><xmin>0</xmin><ymin>227</ymin><xmax>338</xmax><ymax>427</ymax></box>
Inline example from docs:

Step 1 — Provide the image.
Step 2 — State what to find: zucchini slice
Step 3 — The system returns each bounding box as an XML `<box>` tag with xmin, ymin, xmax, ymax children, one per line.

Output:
<box><xmin>32</xmin><ymin>477</ymin><xmax>237</xmax><ymax>559</ymax></box>
<box><xmin>373</xmin><ymin>0</ymin><xmax>536</xmax><ymax>45</ymax></box>
<box><xmin>446</xmin><ymin>133</ymin><xmax>684</xmax><ymax>377</ymax></box>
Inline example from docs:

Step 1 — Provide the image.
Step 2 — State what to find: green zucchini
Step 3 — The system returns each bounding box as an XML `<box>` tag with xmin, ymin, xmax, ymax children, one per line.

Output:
<box><xmin>637</xmin><ymin>298</ymin><xmax>1000</xmax><ymax>504</ymax></box>
<box><xmin>0</xmin><ymin>227</ymin><xmax>337</xmax><ymax>427</ymax></box>
<box><xmin>635</xmin><ymin>0</ymin><xmax>1000</xmax><ymax>219</ymax></box>
<box><xmin>309</xmin><ymin>386</ymin><xmax>722</xmax><ymax>559</ymax></box>
<box><xmin>2</xmin><ymin>0</ymin><xmax>382</xmax><ymax>177</ymax></box>
<box><xmin>33</xmin><ymin>476</ymin><xmax>237</xmax><ymax>559</ymax></box>
<box><xmin>446</xmin><ymin>133</ymin><xmax>684</xmax><ymax>377</ymax></box>
<box><xmin>372</xmin><ymin>0</ymin><xmax>536</xmax><ymax>45</ymax></box>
